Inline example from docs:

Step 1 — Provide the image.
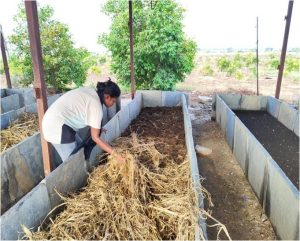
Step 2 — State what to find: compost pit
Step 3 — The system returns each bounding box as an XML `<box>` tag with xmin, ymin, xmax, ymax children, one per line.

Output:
<box><xmin>23</xmin><ymin>107</ymin><xmax>231</xmax><ymax>240</ymax></box>
<box><xmin>234</xmin><ymin>110</ymin><xmax>299</xmax><ymax>189</ymax></box>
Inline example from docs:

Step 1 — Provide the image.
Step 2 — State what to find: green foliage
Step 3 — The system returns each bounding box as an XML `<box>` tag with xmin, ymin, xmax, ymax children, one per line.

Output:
<box><xmin>99</xmin><ymin>0</ymin><xmax>197</xmax><ymax>90</ymax></box>
<box><xmin>201</xmin><ymin>64</ymin><xmax>214</xmax><ymax>76</ymax></box>
<box><xmin>268</xmin><ymin>54</ymin><xmax>280</xmax><ymax>70</ymax></box>
<box><xmin>0</xmin><ymin>62</ymin><xmax>3</xmax><ymax>75</ymax></box>
<box><xmin>216</xmin><ymin>53</ymin><xmax>257</xmax><ymax>79</ymax></box>
<box><xmin>9</xmin><ymin>4</ymin><xmax>91</xmax><ymax>91</ymax></box>
<box><xmin>217</xmin><ymin>56</ymin><xmax>230</xmax><ymax>71</ymax></box>
<box><xmin>285</xmin><ymin>57</ymin><xmax>299</xmax><ymax>73</ymax></box>
<box><xmin>98</xmin><ymin>55</ymin><xmax>107</xmax><ymax>64</ymax></box>
<box><xmin>90</xmin><ymin>65</ymin><xmax>102</xmax><ymax>75</ymax></box>
<box><xmin>234</xmin><ymin>70</ymin><xmax>244</xmax><ymax>80</ymax></box>
<box><xmin>243</xmin><ymin>53</ymin><xmax>256</xmax><ymax>67</ymax></box>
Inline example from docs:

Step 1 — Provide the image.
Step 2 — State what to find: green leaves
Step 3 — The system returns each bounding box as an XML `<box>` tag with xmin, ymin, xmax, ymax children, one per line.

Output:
<box><xmin>100</xmin><ymin>0</ymin><xmax>197</xmax><ymax>90</ymax></box>
<box><xmin>9</xmin><ymin>4</ymin><xmax>91</xmax><ymax>92</ymax></box>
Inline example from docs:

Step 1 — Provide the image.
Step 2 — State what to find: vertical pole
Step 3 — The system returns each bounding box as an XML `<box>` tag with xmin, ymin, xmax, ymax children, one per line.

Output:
<box><xmin>129</xmin><ymin>0</ymin><xmax>135</xmax><ymax>99</ymax></box>
<box><xmin>0</xmin><ymin>26</ymin><xmax>12</xmax><ymax>88</ymax></box>
<box><xmin>25</xmin><ymin>0</ymin><xmax>53</xmax><ymax>176</ymax></box>
<box><xmin>275</xmin><ymin>0</ymin><xmax>294</xmax><ymax>99</ymax></box>
<box><xmin>256</xmin><ymin>17</ymin><xmax>259</xmax><ymax>96</ymax></box>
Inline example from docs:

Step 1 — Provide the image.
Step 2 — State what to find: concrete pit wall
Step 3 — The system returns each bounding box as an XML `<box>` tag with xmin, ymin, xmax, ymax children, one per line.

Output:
<box><xmin>215</xmin><ymin>94</ymin><xmax>299</xmax><ymax>240</ymax></box>
<box><xmin>1</xmin><ymin>93</ymin><xmax>62</xmax><ymax>130</ymax></box>
<box><xmin>0</xmin><ymin>88</ymin><xmax>36</xmax><ymax>114</ymax></box>
<box><xmin>1</xmin><ymin>91</ymin><xmax>206</xmax><ymax>240</ymax></box>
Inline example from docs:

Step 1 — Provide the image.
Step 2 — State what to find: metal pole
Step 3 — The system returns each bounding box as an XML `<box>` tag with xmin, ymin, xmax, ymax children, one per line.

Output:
<box><xmin>25</xmin><ymin>0</ymin><xmax>53</xmax><ymax>176</ymax></box>
<box><xmin>129</xmin><ymin>0</ymin><xmax>135</xmax><ymax>99</ymax></box>
<box><xmin>0</xmin><ymin>25</ymin><xmax>12</xmax><ymax>88</ymax></box>
<box><xmin>275</xmin><ymin>0</ymin><xmax>294</xmax><ymax>99</ymax></box>
<box><xmin>256</xmin><ymin>17</ymin><xmax>259</xmax><ymax>96</ymax></box>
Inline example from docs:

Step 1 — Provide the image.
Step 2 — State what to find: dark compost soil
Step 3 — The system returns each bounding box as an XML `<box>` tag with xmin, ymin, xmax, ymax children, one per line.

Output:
<box><xmin>234</xmin><ymin>110</ymin><xmax>299</xmax><ymax>189</ymax></box>
<box><xmin>122</xmin><ymin>107</ymin><xmax>186</xmax><ymax>164</ymax></box>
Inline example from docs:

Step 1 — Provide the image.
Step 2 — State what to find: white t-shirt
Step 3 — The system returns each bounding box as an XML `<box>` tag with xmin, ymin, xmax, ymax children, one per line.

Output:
<box><xmin>42</xmin><ymin>87</ymin><xmax>103</xmax><ymax>144</ymax></box>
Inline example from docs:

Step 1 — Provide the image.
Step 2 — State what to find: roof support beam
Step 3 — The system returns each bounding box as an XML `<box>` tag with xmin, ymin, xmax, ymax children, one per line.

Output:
<box><xmin>1</xmin><ymin>25</ymin><xmax>12</xmax><ymax>88</ymax></box>
<box><xmin>275</xmin><ymin>0</ymin><xmax>294</xmax><ymax>99</ymax></box>
<box><xmin>129</xmin><ymin>0</ymin><xmax>135</xmax><ymax>99</ymax></box>
<box><xmin>25</xmin><ymin>0</ymin><xmax>53</xmax><ymax>176</ymax></box>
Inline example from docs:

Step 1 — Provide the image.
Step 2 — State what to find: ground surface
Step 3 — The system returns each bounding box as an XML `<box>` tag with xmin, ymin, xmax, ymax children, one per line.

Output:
<box><xmin>189</xmin><ymin>92</ymin><xmax>277</xmax><ymax>240</ymax></box>
<box><xmin>235</xmin><ymin>110</ymin><xmax>299</xmax><ymax>189</ymax></box>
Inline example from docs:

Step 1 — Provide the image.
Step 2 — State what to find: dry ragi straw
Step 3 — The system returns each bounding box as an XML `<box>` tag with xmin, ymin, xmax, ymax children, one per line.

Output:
<box><xmin>22</xmin><ymin>134</ymin><xmax>231</xmax><ymax>240</ymax></box>
<box><xmin>0</xmin><ymin>112</ymin><xmax>39</xmax><ymax>153</ymax></box>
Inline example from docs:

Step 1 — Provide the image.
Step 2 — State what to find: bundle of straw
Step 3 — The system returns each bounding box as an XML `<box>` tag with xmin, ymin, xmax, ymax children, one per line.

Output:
<box><xmin>0</xmin><ymin>113</ymin><xmax>39</xmax><ymax>153</ymax></box>
<box><xmin>22</xmin><ymin>134</ymin><xmax>230</xmax><ymax>240</ymax></box>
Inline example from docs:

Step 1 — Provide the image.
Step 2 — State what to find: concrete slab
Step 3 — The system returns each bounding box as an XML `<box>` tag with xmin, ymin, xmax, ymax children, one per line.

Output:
<box><xmin>219</xmin><ymin>93</ymin><xmax>242</xmax><ymax>109</ymax></box>
<box><xmin>1</xmin><ymin>94</ymin><xmax>21</xmax><ymax>113</ymax></box>
<box><xmin>6</xmin><ymin>88</ymin><xmax>35</xmax><ymax>106</ymax></box>
<box><xmin>216</xmin><ymin>96</ymin><xmax>221</xmax><ymax>124</ymax></box>
<box><xmin>1</xmin><ymin>88</ymin><xmax>6</xmax><ymax>98</ymax></box>
<box><xmin>47</xmin><ymin>93</ymin><xmax>62</xmax><ymax>106</ymax></box>
<box><xmin>45</xmin><ymin>150</ymin><xmax>88</xmax><ymax>208</ymax></box>
<box><xmin>89</xmin><ymin>146</ymin><xmax>103</xmax><ymax>169</ymax></box>
<box><xmin>102</xmin><ymin>105</ymin><xmax>109</xmax><ymax>126</ymax></box>
<box><xmin>107</xmin><ymin>103</ymin><xmax>117</xmax><ymax>121</ymax></box>
<box><xmin>1</xmin><ymin>133</ymin><xmax>43</xmax><ymax>213</ymax></box>
<box><xmin>220</xmin><ymin>100</ymin><xmax>227</xmax><ymax>133</ymax></box>
<box><xmin>15</xmin><ymin>107</ymin><xmax>26</xmax><ymax>116</ymax></box>
<box><xmin>118</xmin><ymin>104</ymin><xmax>130</xmax><ymax>133</ymax></box>
<box><xmin>225</xmin><ymin>108</ymin><xmax>235</xmax><ymax>150</ymax></box>
<box><xmin>102</xmin><ymin>115</ymin><xmax>120</xmax><ymax>143</ymax></box>
<box><xmin>278</xmin><ymin>102</ymin><xmax>298</xmax><ymax>131</ymax></box>
<box><xmin>293</xmin><ymin>113</ymin><xmax>299</xmax><ymax>137</ymax></box>
<box><xmin>120</xmin><ymin>98</ymin><xmax>131</xmax><ymax>108</ymax></box>
<box><xmin>267</xmin><ymin>159</ymin><xmax>299</xmax><ymax>240</ymax></box>
<box><xmin>233</xmin><ymin>118</ymin><xmax>249</xmax><ymax>172</ymax></box>
<box><xmin>128</xmin><ymin>95</ymin><xmax>142</xmax><ymax>121</ymax></box>
<box><xmin>139</xmin><ymin>90</ymin><xmax>162</xmax><ymax>107</ymax></box>
<box><xmin>1</xmin><ymin>110</ymin><xmax>17</xmax><ymax>129</ymax></box>
<box><xmin>247</xmin><ymin>136</ymin><xmax>269</xmax><ymax>199</ymax></box>
<box><xmin>0</xmin><ymin>181</ymin><xmax>51</xmax><ymax>240</ymax></box>
<box><xmin>25</xmin><ymin>103</ymin><xmax>37</xmax><ymax>113</ymax></box>
<box><xmin>267</xmin><ymin>96</ymin><xmax>281</xmax><ymax>118</ymax></box>
<box><xmin>240</xmin><ymin>95</ymin><xmax>268</xmax><ymax>110</ymax></box>
<box><xmin>162</xmin><ymin>91</ymin><xmax>184</xmax><ymax>107</ymax></box>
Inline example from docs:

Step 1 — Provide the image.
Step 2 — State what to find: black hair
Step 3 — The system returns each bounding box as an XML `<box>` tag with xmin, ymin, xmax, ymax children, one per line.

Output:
<box><xmin>96</xmin><ymin>78</ymin><xmax>121</xmax><ymax>104</ymax></box>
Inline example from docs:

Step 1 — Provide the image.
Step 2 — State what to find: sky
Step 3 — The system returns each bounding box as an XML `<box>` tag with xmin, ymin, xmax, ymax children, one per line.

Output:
<box><xmin>0</xmin><ymin>0</ymin><xmax>299</xmax><ymax>53</ymax></box>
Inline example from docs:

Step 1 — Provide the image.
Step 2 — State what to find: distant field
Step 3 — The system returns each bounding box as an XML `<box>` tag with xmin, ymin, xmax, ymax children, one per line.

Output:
<box><xmin>176</xmin><ymin>52</ymin><xmax>299</xmax><ymax>104</ymax></box>
<box><xmin>1</xmin><ymin>51</ymin><xmax>299</xmax><ymax>103</ymax></box>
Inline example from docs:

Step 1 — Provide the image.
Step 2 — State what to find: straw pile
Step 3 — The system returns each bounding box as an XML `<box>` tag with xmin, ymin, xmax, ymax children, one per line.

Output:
<box><xmin>0</xmin><ymin>112</ymin><xmax>39</xmax><ymax>153</ymax></box>
<box><xmin>22</xmin><ymin>134</ymin><xmax>231</xmax><ymax>240</ymax></box>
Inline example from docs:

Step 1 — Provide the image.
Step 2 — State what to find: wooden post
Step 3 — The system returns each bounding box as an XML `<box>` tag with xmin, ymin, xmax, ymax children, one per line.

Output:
<box><xmin>275</xmin><ymin>0</ymin><xmax>294</xmax><ymax>99</ymax></box>
<box><xmin>25</xmin><ymin>0</ymin><xmax>53</xmax><ymax>176</ymax></box>
<box><xmin>0</xmin><ymin>25</ymin><xmax>12</xmax><ymax>88</ymax></box>
<box><xmin>129</xmin><ymin>0</ymin><xmax>135</xmax><ymax>99</ymax></box>
<box><xmin>256</xmin><ymin>17</ymin><xmax>259</xmax><ymax>96</ymax></box>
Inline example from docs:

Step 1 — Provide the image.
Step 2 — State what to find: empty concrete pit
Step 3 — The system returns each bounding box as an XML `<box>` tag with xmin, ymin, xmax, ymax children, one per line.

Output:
<box><xmin>189</xmin><ymin>92</ymin><xmax>277</xmax><ymax>240</ymax></box>
<box><xmin>214</xmin><ymin>93</ymin><xmax>299</xmax><ymax>240</ymax></box>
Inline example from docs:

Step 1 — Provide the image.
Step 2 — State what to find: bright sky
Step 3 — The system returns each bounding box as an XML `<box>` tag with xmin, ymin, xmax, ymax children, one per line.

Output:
<box><xmin>0</xmin><ymin>0</ymin><xmax>299</xmax><ymax>53</ymax></box>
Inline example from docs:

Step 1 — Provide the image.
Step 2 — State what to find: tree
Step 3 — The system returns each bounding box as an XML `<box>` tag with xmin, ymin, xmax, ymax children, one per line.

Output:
<box><xmin>9</xmin><ymin>4</ymin><xmax>90</xmax><ymax>91</ymax></box>
<box><xmin>99</xmin><ymin>0</ymin><xmax>197</xmax><ymax>90</ymax></box>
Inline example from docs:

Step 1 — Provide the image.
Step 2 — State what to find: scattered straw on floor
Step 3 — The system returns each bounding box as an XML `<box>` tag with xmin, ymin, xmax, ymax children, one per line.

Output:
<box><xmin>0</xmin><ymin>113</ymin><xmax>39</xmax><ymax>153</ymax></box>
<box><xmin>22</xmin><ymin>134</ymin><xmax>231</xmax><ymax>240</ymax></box>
